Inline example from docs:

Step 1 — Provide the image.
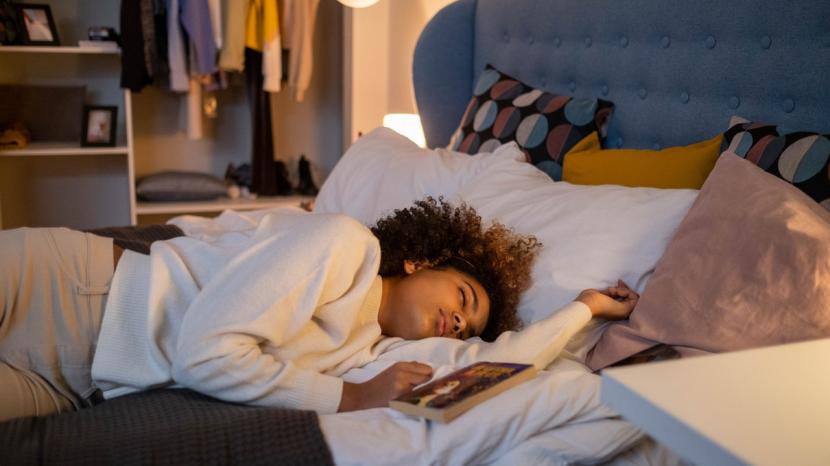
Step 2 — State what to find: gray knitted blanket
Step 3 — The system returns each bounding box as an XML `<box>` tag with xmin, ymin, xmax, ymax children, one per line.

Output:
<box><xmin>0</xmin><ymin>388</ymin><xmax>334</xmax><ymax>466</ymax></box>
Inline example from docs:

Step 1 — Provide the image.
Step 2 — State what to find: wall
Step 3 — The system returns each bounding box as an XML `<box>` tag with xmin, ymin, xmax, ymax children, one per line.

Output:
<box><xmin>344</xmin><ymin>0</ymin><xmax>454</xmax><ymax>147</ymax></box>
<box><xmin>272</xmin><ymin>0</ymin><xmax>344</xmax><ymax>183</ymax></box>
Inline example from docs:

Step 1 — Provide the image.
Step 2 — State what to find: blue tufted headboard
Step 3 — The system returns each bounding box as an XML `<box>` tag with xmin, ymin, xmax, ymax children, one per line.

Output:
<box><xmin>413</xmin><ymin>0</ymin><xmax>830</xmax><ymax>150</ymax></box>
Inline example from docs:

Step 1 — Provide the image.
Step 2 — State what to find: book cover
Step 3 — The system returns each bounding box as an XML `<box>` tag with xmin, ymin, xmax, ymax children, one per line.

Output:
<box><xmin>389</xmin><ymin>361</ymin><xmax>537</xmax><ymax>423</ymax></box>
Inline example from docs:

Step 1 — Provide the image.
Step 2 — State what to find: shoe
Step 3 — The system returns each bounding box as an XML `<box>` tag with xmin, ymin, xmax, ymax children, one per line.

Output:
<box><xmin>296</xmin><ymin>155</ymin><xmax>319</xmax><ymax>196</ymax></box>
<box><xmin>274</xmin><ymin>161</ymin><xmax>294</xmax><ymax>195</ymax></box>
<box><xmin>224</xmin><ymin>162</ymin><xmax>252</xmax><ymax>188</ymax></box>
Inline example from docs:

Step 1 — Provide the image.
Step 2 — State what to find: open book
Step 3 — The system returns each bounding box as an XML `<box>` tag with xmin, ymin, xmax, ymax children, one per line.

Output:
<box><xmin>389</xmin><ymin>362</ymin><xmax>537</xmax><ymax>423</ymax></box>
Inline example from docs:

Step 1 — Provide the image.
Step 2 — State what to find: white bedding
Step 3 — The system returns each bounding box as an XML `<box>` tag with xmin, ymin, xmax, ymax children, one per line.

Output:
<box><xmin>321</xmin><ymin>357</ymin><xmax>644</xmax><ymax>466</ymax></box>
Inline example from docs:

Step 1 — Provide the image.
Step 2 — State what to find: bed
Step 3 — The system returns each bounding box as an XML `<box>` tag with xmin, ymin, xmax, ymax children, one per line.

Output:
<box><xmin>316</xmin><ymin>0</ymin><xmax>830</xmax><ymax>464</ymax></box>
<box><xmin>4</xmin><ymin>1</ymin><xmax>829</xmax><ymax>465</ymax></box>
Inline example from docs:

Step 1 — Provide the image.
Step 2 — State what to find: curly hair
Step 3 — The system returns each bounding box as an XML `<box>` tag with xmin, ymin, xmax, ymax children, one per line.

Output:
<box><xmin>370</xmin><ymin>197</ymin><xmax>541</xmax><ymax>342</ymax></box>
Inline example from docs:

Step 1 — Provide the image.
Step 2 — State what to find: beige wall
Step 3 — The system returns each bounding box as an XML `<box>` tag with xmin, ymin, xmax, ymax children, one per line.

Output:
<box><xmin>344</xmin><ymin>0</ymin><xmax>454</xmax><ymax>146</ymax></box>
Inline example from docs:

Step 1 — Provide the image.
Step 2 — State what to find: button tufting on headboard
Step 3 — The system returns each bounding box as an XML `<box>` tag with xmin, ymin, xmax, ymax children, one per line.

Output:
<box><xmin>413</xmin><ymin>0</ymin><xmax>830</xmax><ymax>148</ymax></box>
<box><xmin>705</xmin><ymin>36</ymin><xmax>717</xmax><ymax>49</ymax></box>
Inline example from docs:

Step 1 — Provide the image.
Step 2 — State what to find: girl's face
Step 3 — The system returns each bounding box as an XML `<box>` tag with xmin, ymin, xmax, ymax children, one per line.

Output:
<box><xmin>379</xmin><ymin>262</ymin><xmax>490</xmax><ymax>340</ymax></box>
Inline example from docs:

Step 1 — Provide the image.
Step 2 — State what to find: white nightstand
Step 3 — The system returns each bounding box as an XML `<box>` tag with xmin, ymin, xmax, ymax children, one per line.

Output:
<box><xmin>600</xmin><ymin>339</ymin><xmax>830</xmax><ymax>466</ymax></box>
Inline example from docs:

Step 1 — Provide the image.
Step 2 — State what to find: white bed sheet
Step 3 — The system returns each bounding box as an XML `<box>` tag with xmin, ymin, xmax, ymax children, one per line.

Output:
<box><xmin>321</xmin><ymin>357</ymin><xmax>644</xmax><ymax>466</ymax></box>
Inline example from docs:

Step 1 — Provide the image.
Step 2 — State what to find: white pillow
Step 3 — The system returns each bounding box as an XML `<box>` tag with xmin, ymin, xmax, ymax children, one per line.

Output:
<box><xmin>314</xmin><ymin>127</ymin><xmax>520</xmax><ymax>225</ymax></box>
<box><xmin>318</xmin><ymin>126</ymin><xmax>697</xmax><ymax>361</ymax></box>
<box><xmin>456</xmin><ymin>147</ymin><xmax>698</xmax><ymax>357</ymax></box>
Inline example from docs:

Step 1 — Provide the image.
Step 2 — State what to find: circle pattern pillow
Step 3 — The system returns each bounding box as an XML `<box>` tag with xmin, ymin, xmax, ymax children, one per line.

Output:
<box><xmin>448</xmin><ymin>64</ymin><xmax>614</xmax><ymax>181</ymax></box>
<box><xmin>723</xmin><ymin>118</ymin><xmax>830</xmax><ymax>211</ymax></box>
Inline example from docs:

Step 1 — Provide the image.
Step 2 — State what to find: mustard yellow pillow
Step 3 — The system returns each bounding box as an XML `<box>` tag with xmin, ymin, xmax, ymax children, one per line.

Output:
<box><xmin>563</xmin><ymin>132</ymin><xmax>723</xmax><ymax>189</ymax></box>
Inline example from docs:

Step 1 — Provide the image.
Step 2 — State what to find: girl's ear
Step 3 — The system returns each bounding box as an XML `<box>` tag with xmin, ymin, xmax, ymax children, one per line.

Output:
<box><xmin>403</xmin><ymin>260</ymin><xmax>427</xmax><ymax>274</ymax></box>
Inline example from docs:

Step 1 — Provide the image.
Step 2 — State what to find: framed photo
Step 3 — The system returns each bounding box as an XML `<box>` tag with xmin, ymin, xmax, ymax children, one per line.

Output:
<box><xmin>81</xmin><ymin>106</ymin><xmax>117</xmax><ymax>147</ymax></box>
<box><xmin>14</xmin><ymin>4</ymin><xmax>59</xmax><ymax>46</ymax></box>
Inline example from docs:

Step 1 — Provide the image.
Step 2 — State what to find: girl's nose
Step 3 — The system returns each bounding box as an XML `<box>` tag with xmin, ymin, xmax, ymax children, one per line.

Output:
<box><xmin>452</xmin><ymin>312</ymin><xmax>467</xmax><ymax>335</ymax></box>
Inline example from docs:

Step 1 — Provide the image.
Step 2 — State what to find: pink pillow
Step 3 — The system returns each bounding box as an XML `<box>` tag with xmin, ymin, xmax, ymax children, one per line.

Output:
<box><xmin>588</xmin><ymin>153</ymin><xmax>830</xmax><ymax>370</ymax></box>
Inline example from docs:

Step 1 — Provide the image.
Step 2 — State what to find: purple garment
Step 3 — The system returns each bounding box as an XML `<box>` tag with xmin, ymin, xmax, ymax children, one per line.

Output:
<box><xmin>180</xmin><ymin>0</ymin><xmax>217</xmax><ymax>76</ymax></box>
<box><xmin>166</xmin><ymin>0</ymin><xmax>188</xmax><ymax>91</ymax></box>
<box><xmin>167</xmin><ymin>0</ymin><xmax>217</xmax><ymax>91</ymax></box>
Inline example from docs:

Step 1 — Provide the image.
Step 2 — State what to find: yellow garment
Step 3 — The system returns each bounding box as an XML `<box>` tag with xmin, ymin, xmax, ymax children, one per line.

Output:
<box><xmin>246</xmin><ymin>0</ymin><xmax>282</xmax><ymax>91</ymax></box>
<box><xmin>562</xmin><ymin>132</ymin><xmax>724</xmax><ymax>189</ymax></box>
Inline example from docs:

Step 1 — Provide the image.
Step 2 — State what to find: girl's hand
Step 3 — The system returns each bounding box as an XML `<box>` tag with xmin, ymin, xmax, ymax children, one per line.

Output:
<box><xmin>338</xmin><ymin>361</ymin><xmax>433</xmax><ymax>412</ymax></box>
<box><xmin>576</xmin><ymin>280</ymin><xmax>639</xmax><ymax>320</ymax></box>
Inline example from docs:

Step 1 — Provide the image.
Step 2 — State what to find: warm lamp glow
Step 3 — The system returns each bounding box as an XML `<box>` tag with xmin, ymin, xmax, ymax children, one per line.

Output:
<box><xmin>383</xmin><ymin>113</ymin><xmax>426</xmax><ymax>148</ymax></box>
<box><xmin>337</xmin><ymin>0</ymin><xmax>380</xmax><ymax>7</ymax></box>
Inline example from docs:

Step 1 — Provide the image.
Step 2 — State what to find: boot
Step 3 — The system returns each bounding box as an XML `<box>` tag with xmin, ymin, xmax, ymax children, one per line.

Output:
<box><xmin>274</xmin><ymin>161</ymin><xmax>294</xmax><ymax>195</ymax></box>
<box><xmin>296</xmin><ymin>155</ymin><xmax>319</xmax><ymax>196</ymax></box>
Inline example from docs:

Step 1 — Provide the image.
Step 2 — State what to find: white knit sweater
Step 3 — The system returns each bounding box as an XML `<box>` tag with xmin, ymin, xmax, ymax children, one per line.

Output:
<box><xmin>92</xmin><ymin>210</ymin><xmax>389</xmax><ymax>414</ymax></box>
<box><xmin>91</xmin><ymin>208</ymin><xmax>595</xmax><ymax>414</ymax></box>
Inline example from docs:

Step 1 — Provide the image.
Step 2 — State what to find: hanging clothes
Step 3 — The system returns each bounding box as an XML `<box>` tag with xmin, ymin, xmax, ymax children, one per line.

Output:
<box><xmin>140</xmin><ymin>0</ymin><xmax>157</xmax><ymax>79</ymax></box>
<box><xmin>281</xmin><ymin>0</ymin><xmax>320</xmax><ymax>102</ymax></box>
<box><xmin>245</xmin><ymin>0</ymin><xmax>282</xmax><ymax>92</ymax></box>
<box><xmin>207</xmin><ymin>0</ymin><xmax>222</xmax><ymax>49</ymax></box>
<box><xmin>245</xmin><ymin>47</ymin><xmax>279</xmax><ymax>195</ymax></box>
<box><xmin>152</xmin><ymin>0</ymin><xmax>170</xmax><ymax>81</ymax></box>
<box><xmin>217</xmin><ymin>0</ymin><xmax>251</xmax><ymax>71</ymax></box>
<box><xmin>166</xmin><ymin>0</ymin><xmax>189</xmax><ymax>92</ymax></box>
<box><xmin>120</xmin><ymin>0</ymin><xmax>152</xmax><ymax>92</ymax></box>
<box><xmin>166</xmin><ymin>0</ymin><xmax>217</xmax><ymax>91</ymax></box>
<box><xmin>181</xmin><ymin>0</ymin><xmax>218</xmax><ymax>76</ymax></box>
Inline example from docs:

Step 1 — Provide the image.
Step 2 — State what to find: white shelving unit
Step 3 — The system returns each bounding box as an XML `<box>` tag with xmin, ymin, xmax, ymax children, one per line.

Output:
<box><xmin>0</xmin><ymin>38</ymin><xmax>136</xmax><ymax>229</ymax></box>
<box><xmin>136</xmin><ymin>195</ymin><xmax>313</xmax><ymax>215</ymax></box>
<box><xmin>0</xmin><ymin>45</ymin><xmax>120</xmax><ymax>54</ymax></box>
<box><xmin>0</xmin><ymin>141</ymin><xmax>130</xmax><ymax>156</ymax></box>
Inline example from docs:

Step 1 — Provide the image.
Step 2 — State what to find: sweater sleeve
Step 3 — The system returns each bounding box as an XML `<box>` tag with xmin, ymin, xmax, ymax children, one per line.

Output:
<box><xmin>375</xmin><ymin>301</ymin><xmax>593</xmax><ymax>370</ymax></box>
<box><xmin>171</xmin><ymin>215</ymin><xmax>380</xmax><ymax>414</ymax></box>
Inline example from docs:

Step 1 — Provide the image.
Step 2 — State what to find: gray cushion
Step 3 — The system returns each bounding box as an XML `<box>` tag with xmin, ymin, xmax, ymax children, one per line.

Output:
<box><xmin>136</xmin><ymin>171</ymin><xmax>226</xmax><ymax>202</ymax></box>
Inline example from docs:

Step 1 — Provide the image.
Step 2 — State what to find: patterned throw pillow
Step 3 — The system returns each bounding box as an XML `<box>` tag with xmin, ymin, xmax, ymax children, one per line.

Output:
<box><xmin>448</xmin><ymin>64</ymin><xmax>614</xmax><ymax>181</ymax></box>
<box><xmin>723</xmin><ymin>117</ymin><xmax>830</xmax><ymax>210</ymax></box>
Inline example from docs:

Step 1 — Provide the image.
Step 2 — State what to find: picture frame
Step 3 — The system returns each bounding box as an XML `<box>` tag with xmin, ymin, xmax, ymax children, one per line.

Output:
<box><xmin>14</xmin><ymin>3</ymin><xmax>59</xmax><ymax>46</ymax></box>
<box><xmin>81</xmin><ymin>105</ymin><xmax>118</xmax><ymax>147</ymax></box>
